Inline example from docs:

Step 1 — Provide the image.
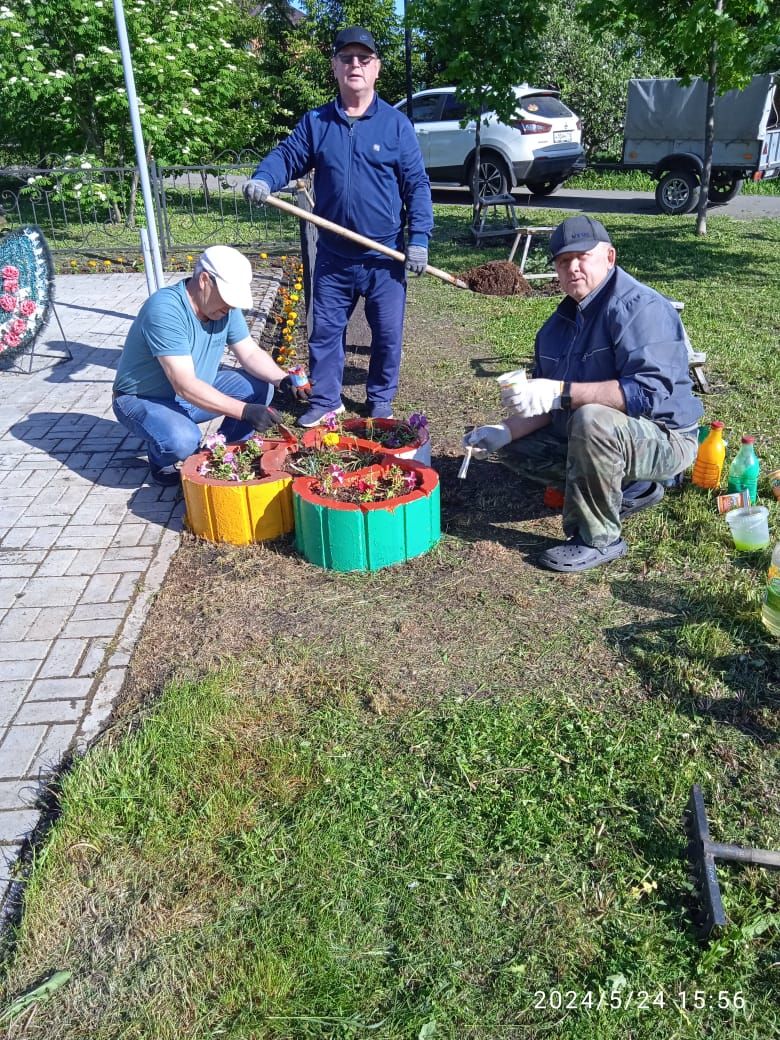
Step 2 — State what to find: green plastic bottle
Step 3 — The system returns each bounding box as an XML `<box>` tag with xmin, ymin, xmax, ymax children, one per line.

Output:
<box><xmin>727</xmin><ymin>436</ymin><xmax>760</xmax><ymax>504</ymax></box>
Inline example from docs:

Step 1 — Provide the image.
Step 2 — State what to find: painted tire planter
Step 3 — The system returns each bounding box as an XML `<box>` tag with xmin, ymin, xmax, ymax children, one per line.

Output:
<box><xmin>293</xmin><ymin>459</ymin><xmax>440</xmax><ymax>572</ymax></box>
<box><xmin>302</xmin><ymin>418</ymin><xmax>432</xmax><ymax>465</ymax></box>
<box><xmin>181</xmin><ymin>441</ymin><xmax>293</xmax><ymax>546</ymax></box>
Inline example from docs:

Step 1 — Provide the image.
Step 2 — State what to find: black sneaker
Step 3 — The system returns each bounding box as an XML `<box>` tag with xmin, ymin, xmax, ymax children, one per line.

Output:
<box><xmin>149</xmin><ymin>463</ymin><xmax>181</xmax><ymax>486</ymax></box>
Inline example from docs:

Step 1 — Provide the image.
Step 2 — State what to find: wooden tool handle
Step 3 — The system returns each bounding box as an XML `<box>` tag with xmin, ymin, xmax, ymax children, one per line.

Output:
<box><xmin>263</xmin><ymin>193</ymin><xmax>469</xmax><ymax>289</ymax></box>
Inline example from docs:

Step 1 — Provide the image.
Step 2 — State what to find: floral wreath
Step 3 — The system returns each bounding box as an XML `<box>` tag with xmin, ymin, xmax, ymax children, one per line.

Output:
<box><xmin>0</xmin><ymin>226</ymin><xmax>54</xmax><ymax>356</ymax></box>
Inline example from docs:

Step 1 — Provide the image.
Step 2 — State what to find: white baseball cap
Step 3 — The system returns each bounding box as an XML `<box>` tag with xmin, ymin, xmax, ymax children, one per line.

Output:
<box><xmin>198</xmin><ymin>246</ymin><xmax>253</xmax><ymax>310</ymax></box>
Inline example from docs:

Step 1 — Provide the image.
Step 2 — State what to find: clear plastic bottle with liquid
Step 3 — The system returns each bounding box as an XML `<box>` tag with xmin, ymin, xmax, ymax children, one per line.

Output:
<box><xmin>762</xmin><ymin>542</ymin><xmax>780</xmax><ymax>637</ymax></box>
<box><xmin>692</xmin><ymin>421</ymin><xmax>726</xmax><ymax>489</ymax></box>
<box><xmin>727</xmin><ymin>435</ymin><xmax>760</xmax><ymax>504</ymax></box>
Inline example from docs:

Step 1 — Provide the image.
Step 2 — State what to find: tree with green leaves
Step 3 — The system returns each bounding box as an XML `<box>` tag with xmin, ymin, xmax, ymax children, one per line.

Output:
<box><xmin>409</xmin><ymin>0</ymin><xmax>551</xmax><ymax>204</ymax></box>
<box><xmin>528</xmin><ymin>0</ymin><xmax>670</xmax><ymax>158</ymax></box>
<box><xmin>0</xmin><ymin>0</ymin><xmax>270</xmax><ymax>164</ymax></box>
<box><xmin>581</xmin><ymin>0</ymin><xmax>780</xmax><ymax>233</ymax></box>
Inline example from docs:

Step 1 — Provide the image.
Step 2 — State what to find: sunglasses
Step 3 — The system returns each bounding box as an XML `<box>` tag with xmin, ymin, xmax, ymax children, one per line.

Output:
<box><xmin>336</xmin><ymin>52</ymin><xmax>376</xmax><ymax>66</ymax></box>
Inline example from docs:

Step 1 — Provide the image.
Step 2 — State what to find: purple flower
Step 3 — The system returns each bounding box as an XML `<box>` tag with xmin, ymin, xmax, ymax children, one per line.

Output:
<box><xmin>385</xmin><ymin>435</ymin><xmax>401</xmax><ymax>448</ymax></box>
<box><xmin>408</xmin><ymin>412</ymin><xmax>428</xmax><ymax>431</ymax></box>
<box><xmin>403</xmin><ymin>472</ymin><xmax>418</xmax><ymax>491</ymax></box>
<box><xmin>323</xmin><ymin>411</ymin><xmax>339</xmax><ymax>431</ymax></box>
<box><xmin>326</xmin><ymin>464</ymin><xmax>345</xmax><ymax>485</ymax></box>
<box><xmin>224</xmin><ymin>451</ymin><xmax>236</xmax><ymax>463</ymax></box>
<box><xmin>204</xmin><ymin>432</ymin><xmax>226</xmax><ymax>451</ymax></box>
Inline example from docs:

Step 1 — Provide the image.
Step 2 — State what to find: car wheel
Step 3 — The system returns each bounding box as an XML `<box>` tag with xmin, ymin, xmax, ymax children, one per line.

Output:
<box><xmin>655</xmin><ymin>170</ymin><xmax>700</xmax><ymax>215</ymax></box>
<box><xmin>707</xmin><ymin>172</ymin><xmax>744</xmax><ymax>206</ymax></box>
<box><xmin>525</xmin><ymin>178</ymin><xmax>562</xmax><ymax>197</ymax></box>
<box><xmin>471</xmin><ymin>153</ymin><xmax>510</xmax><ymax>199</ymax></box>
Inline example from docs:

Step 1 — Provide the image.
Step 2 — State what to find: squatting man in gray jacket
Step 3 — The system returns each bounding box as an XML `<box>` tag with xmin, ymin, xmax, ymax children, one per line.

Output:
<box><xmin>464</xmin><ymin>216</ymin><xmax>703</xmax><ymax>573</ymax></box>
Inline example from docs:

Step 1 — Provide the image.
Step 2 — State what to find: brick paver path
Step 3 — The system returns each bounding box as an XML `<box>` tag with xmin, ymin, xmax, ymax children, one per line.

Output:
<box><xmin>0</xmin><ymin>270</ymin><xmax>279</xmax><ymax>906</ymax></box>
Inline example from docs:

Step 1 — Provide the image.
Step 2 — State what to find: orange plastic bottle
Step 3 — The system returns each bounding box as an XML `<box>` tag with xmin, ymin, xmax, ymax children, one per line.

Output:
<box><xmin>692</xmin><ymin>420</ymin><xmax>726</xmax><ymax>489</ymax></box>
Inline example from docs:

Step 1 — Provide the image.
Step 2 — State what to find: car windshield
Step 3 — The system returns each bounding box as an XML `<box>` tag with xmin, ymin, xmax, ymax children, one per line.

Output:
<box><xmin>517</xmin><ymin>95</ymin><xmax>573</xmax><ymax>119</ymax></box>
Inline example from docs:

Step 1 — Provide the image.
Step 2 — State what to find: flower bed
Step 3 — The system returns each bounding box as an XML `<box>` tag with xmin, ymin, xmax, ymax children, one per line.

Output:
<box><xmin>293</xmin><ymin>458</ymin><xmax>440</xmax><ymax>572</ymax></box>
<box><xmin>181</xmin><ymin>434</ymin><xmax>293</xmax><ymax>545</ymax></box>
<box><xmin>302</xmin><ymin>413</ymin><xmax>432</xmax><ymax>465</ymax></box>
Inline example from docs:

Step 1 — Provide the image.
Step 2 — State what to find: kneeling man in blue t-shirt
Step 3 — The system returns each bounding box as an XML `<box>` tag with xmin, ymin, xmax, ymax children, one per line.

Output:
<box><xmin>113</xmin><ymin>246</ymin><xmax>308</xmax><ymax>485</ymax></box>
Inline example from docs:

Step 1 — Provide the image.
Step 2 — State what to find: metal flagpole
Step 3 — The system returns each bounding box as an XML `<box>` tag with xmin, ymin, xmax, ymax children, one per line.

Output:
<box><xmin>112</xmin><ymin>0</ymin><xmax>165</xmax><ymax>292</ymax></box>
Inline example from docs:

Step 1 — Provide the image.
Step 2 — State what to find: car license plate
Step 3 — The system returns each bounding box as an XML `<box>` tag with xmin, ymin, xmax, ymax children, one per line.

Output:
<box><xmin>554</xmin><ymin>130</ymin><xmax>572</xmax><ymax>143</ymax></box>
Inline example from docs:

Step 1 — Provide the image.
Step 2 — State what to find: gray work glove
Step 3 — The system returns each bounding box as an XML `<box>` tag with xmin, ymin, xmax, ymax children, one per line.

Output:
<box><xmin>405</xmin><ymin>243</ymin><xmax>428</xmax><ymax>276</ymax></box>
<box><xmin>463</xmin><ymin>422</ymin><xmax>512</xmax><ymax>460</ymax></box>
<box><xmin>243</xmin><ymin>178</ymin><xmax>271</xmax><ymax>205</ymax></box>
<box><xmin>241</xmin><ymin>402</ymin><xmax>282</xmax><ymax>432</ymax></box>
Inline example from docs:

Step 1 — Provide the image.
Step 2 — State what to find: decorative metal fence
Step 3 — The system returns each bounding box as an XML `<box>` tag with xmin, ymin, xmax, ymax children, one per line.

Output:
<box><xmin>0</xmin><ymin>150</ymin><xmax>304</xmax><ymax>260</ymax></box>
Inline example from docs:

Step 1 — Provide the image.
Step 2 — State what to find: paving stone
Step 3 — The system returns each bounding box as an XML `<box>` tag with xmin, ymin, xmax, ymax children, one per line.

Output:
<box><xmin>34</xmin><ymin>549</ymin><xmax>80</xmax><ymax>578</ymax></box>
<box><xmin>16</xmin><ymin>574</ymin><xmax>90</xmax><ymax>607</ymax></box>
<box><xmin>0</xmin><ymin>780</ymin><xmax>36</xmax><ymax>811</ymax></box>
<box><xmin>62</xmin><ymin>616</ymin><xmax>123</xmax><ymax>639</ymax></box>
<box><xmin>78</xmin><ymin>639</ymin><xmax>112</xmax><ymax>678</ymax></box>
<box><xmin>0</xmin><ymin>726</ymin><xmax>47</xmax><ymax>778</ymax></box>
<box><xmin>79</xmin><ymin>572</ymin><xmax>121</xmax><ymax>604</ymax></box>
<box><xmin>0</xmin><ymin>810</ymin><xmax>40</xmax><ymax>844</ymax></box>
<box><xmin>36</xmin><ymin>639</ymin><xmax>88</xmax><ymax>680</ymax></box>
<box><xmin>0</xmin><ymin>639</ymin><xmax>52</xmax><ymax>661</ymax></box>
<box><xmin>0</xmin><ymin>576</ymin><xmax>29</xmax><ymax>608</ymax></box>
<box><xmin>15</xmin><ymin>700</ymin><xmax>87</xmax><ymax>726</ymax></box>
<box><xmin>38</xmin><ymin>724</ymin><xmax>79</xmax><ymax>768</ymax></box>
<box><xmin>23</xmin><ymin>606</ymin><xmax>75</xmax><ymax>640</ymax></box>
<box><xmin>56</xmin><ymin>525</ymin><xmax>120</xmax><ymax>549</ymax></box>
<box><xmin>0</xmin><ymin>607</ymin><xmax>39</xmax><ymax>640</ymax></box>
<box><xmin>0</xmin><ymin>683</ymin><xmax>29</xmax><ymax>726</ymax></box>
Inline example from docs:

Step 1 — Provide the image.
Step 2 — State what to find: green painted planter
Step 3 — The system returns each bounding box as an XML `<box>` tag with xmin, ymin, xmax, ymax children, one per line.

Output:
<box><xmin>292</xmin><ymin>459</ymin><xmax>440</xmax><ymax>572</ymax></box>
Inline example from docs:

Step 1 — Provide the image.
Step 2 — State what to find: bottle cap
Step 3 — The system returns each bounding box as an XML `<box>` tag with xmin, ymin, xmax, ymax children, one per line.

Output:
<box><xmin>741</xmin><ymin>435</ymin><xmax>755</xmax><ymax>443</ymax></box>
<box><xmin>710</xmin><ymin>420</ymin><xmax>725</xmax><ymax>428</ymax></box>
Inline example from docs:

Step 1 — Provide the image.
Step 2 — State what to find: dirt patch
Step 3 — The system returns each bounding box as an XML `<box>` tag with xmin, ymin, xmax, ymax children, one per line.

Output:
<box><xmin>459</xmin><ymin>260</ymin><xmax>533</xmax><ymax>296</ymax></box>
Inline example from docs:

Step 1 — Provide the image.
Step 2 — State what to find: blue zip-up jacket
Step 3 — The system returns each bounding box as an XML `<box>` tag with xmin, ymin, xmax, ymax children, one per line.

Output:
<box><xmin>533</xmin><ymin>266</ymin><xmax>703</xmax><ymax>437</ymax></box>
<box><xmin>251</xmin><ymin>93</ymin><xmax>433</xmax><ymax>259</ymax></box>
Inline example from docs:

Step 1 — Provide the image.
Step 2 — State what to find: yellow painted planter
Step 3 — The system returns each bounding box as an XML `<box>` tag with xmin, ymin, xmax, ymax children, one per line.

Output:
<box><xmin>181</xmin><ymin>445</ymin><xmax>293</xmax><ymax>546</ymax></box>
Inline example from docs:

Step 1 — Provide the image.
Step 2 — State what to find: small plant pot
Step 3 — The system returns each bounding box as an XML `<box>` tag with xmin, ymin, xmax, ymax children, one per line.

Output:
<box><xmin>292</xmin><ymin>459</ymin><xmax>440</xmax><ymax>572</ymax></box>
<box><xmin>181</xmin><ymin>442</ymin><xmax>293</xmax><ymax>545</ymax></box>
<box><xmin>302</xmin><ymin>419</ymin><xmax>432</xmax><ymax>465</ymax></box>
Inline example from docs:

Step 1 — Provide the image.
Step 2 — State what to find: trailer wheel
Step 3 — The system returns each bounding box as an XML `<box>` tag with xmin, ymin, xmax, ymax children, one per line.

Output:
<box><xmin>707</xmin><ymin>172</ymin><xmax>744</xmax><ymax>206</ymax></box>
<box><xmin>655</xmin><ymin>170</ymin><xmax>699</xmax><ymax>215</ymax></box>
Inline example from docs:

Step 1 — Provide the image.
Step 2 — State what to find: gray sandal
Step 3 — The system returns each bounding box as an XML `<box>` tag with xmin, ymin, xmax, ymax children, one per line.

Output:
<box><xmin>537</xmin><ymin>536</ymin><xmax>627</xmax><ymax>573</ymax></box>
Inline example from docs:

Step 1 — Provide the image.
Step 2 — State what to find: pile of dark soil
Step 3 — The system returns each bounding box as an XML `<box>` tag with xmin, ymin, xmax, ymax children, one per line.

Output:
<box><xmin>460</xmin><ymin>260</ymin><xmax>533</xmax><ymax>296</ymax></box>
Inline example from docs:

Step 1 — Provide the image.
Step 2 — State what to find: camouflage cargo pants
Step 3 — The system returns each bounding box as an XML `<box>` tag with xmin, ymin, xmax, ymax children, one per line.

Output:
<box><xmin>498</xmin><ymin>403</ymin><xmax>698</xmax><ymax>547</ymax></box>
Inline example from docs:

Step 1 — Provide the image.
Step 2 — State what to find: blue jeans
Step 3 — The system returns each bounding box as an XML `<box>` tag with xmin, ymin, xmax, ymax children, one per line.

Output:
<box><xmin>112</xmin><ymin>368</ymin><xmax>274</xmax><ymax>470</ymax></box>
<box><xmin>309</xmin><ymin>246</ymin><xmax>407</xmax><ymax>411</ymax></box>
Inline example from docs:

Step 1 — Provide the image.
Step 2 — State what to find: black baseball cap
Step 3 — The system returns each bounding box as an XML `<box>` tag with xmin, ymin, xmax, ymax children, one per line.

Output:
<box><xmin>333</xmin><ymin>26</ymin><xmax>378</xmax><ymax>55</ymax></box>
<box><xmin>549</xmin><ymin>216</ymin><xmax>612</xmax><ymax>258</ymax></box>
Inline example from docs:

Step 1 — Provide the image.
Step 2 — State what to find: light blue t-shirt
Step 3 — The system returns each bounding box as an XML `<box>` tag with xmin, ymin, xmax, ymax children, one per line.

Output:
<box><xmin>114</xmin><ymin>279</ymin><xmax>250</xmax><ymax>398</ymax></box>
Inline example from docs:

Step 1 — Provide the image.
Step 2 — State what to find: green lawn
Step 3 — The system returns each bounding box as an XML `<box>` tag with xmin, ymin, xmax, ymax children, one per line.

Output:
<box><xmin>1</xmin><ymin>209</ymin><xmax>779</xmax><ymax>1039</ymax></box>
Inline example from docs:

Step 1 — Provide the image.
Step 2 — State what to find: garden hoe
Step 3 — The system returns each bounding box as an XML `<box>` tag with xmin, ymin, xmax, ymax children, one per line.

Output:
<box><xmin>684</xmin><ymin>783</ymin><xmax>780</xmax><ymax>938</ymax></box>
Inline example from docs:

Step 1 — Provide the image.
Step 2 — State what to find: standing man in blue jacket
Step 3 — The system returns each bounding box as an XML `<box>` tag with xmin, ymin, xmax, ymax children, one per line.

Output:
<box><xmin>244</xmin><ymin>26</ymin><xmax>434</xmax><ymax>427</ymax></box>
<box><xmin>464</xmin><ymin>216</ymin><xmax>703</xmax><ymax>573</ymax></box>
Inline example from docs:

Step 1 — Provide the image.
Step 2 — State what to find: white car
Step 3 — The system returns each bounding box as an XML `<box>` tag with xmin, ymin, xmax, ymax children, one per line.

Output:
<box><xmin>394</xmin><ymin>85</ymin><xmax>585</xmax><ymax>198</ymax></box>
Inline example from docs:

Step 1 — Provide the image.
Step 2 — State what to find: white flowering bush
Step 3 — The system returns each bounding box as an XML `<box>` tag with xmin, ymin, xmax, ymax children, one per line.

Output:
<box><xmin>20</xmin><ymin>153</ymin><xmax>124</xmax><ymax>212</ymax></box>
<box><xmin>0</xmin><ymin>0</ymin><xmax>272</xmax><ymax>163</ymax></box>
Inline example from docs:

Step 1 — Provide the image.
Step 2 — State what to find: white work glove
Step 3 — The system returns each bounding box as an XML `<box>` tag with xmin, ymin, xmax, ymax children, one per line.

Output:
<box><xmin>243</xmin><ymin>178</ymin><xmax>271</xmax><ymax>205</ymax></box>
<box><xmin>405</xmin><ymin>244</ymin><xmax>428</xmax><ymax>276</ymax></box>
<box><xmin>501</xmin><ymin>378</ymin><xmax>564</xmax><ymax>418</ymax></box>
<box><xmin>463</xmin><ymin>422</ymin><xmax>512</xmax><ymax>460</ymax></box>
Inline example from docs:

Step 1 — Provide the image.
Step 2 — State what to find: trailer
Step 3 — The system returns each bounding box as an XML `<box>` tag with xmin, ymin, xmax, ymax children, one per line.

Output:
<box><xmin>622</xmin><ymin>74</ymin><xmax>780</xmax><ymax>214</ymax></box>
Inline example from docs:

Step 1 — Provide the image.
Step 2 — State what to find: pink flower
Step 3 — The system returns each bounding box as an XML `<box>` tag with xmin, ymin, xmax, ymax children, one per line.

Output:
<box><xmin>0</xmin><ymin>294</ymin><xmax>15</xmax><ymax>312</ymax></box>
<box><xmin>20</xmin><ymin>299</ymin><xmax>36</xmax><ymax>316</ymax></box>
<box><xmin>3</xmin><ymin>332</ymin><xmax>21</xmax><ymax>348</ymax></box>
<box><xmin>1</xmin><ymin>265</ymin><xmax>19</xmax><ymax>279</ymax></box>
<box><xmin>403</xmin><ymin>472</ymin><xmax>418</xmax><ymax>492</ymax></box>
<box><xmin>3</xmin><ymin>280</ymin><xmax>19</xmax><ymax>294</ymax></box>
<box><xmin>10</xmin><ymin>319</ymin><xmax>26</xmax><ymax>335</ymax></box>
